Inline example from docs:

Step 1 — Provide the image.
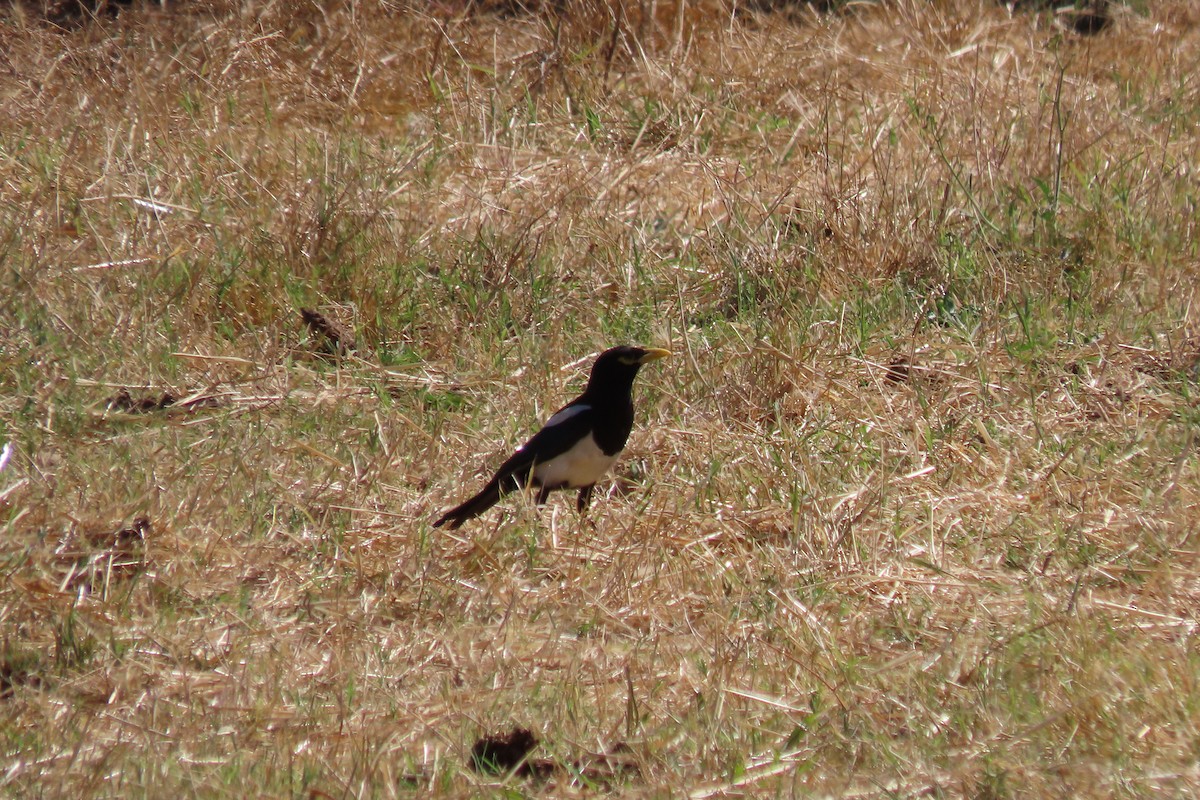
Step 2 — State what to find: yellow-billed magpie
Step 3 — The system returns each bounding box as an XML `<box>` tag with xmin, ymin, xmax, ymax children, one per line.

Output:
<box><xmin>433</xmin><ymin>345</ymin><xmax>671</xmax><ymax>529</ymax></box>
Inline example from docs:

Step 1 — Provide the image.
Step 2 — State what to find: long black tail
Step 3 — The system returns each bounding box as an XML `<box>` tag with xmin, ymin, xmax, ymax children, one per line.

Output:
<box><xmin>433</xmin><ymin>481</ymin><xmax>503</xmax><ymax>529</ymax></box>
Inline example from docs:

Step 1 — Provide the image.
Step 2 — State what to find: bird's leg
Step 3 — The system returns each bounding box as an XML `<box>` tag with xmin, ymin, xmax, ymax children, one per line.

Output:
<box><xmin>535</xmin><ymin>484</ymin><xmax>553</xmax><ymax>504</ymax></box>
<box><xmin>576</xmin><ymin>484</ymin><xmax>595</xmax><ymax>514</ymax></box>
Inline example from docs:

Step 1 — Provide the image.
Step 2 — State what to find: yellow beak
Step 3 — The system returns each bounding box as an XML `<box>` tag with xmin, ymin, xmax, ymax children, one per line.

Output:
<box><xmin>639</xmin><ymin>347</ymin><xmax>672</xmax><ymax>363</ymax></box>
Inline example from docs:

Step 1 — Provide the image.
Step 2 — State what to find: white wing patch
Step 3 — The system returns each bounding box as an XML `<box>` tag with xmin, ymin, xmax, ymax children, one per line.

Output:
<box><xmin>544</xmin><ymin>403</ymin><xmax>590</xmax><ymax>428</ymax></box>
<box><xmin>533</xmin><ymin>432</ymin><xmax>620</xmax><ymax>489</ymax></box>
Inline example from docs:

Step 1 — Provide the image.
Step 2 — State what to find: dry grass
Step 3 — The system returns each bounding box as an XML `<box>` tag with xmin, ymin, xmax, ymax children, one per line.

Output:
<box><xmin>2</xmin><ymin>0</ymin><xmax>1200</xmax><ymax>796</ymax></box>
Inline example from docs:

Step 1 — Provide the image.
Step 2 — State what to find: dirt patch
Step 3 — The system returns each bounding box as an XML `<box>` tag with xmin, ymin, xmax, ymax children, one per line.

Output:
<box><xmin>0</xmin><ymin>649</ymin><xmax>44</xmax><ymax>699</ymax></box>
<box><xmin>470</xmin><ymin>727</ymin><xmax>640</xmax><ymax>786</ymax></box>
<box><xmin>56</xmin><ymin>516</ymin><xmax>150</xmax><ymax>594</ymax></box>
<box><xmin>300</xmin><ymin>307</ymin><xmax>358</xmax><ymax>355</ymax></box>
<box><xmin>105</xmin><ymin>389</ymin><xmax>221</xmax><ymax>414</ymax></box>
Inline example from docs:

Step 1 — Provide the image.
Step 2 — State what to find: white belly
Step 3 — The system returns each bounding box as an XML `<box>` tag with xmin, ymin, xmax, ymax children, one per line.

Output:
<box><xmin>532</xmin><ymin>434</ymin><xmax>619</xmax><ymax>488</ymax></box>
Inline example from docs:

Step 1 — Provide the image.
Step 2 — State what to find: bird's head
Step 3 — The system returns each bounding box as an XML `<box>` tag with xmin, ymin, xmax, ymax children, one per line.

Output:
<box><xmin>586</xmin><ymin>345</ymin><xmax>671</xmax><ymax>393</ymax></box>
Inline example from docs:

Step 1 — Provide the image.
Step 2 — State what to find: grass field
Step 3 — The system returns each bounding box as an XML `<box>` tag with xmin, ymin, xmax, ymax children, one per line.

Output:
<box><xmin>3</xmin><ymin>0</ymin><xmax>1200</xmax><ymax>796</ymax></box>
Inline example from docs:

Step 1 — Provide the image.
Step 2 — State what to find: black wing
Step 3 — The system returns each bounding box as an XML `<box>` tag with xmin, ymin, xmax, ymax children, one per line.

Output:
<box><xmin>433</xmin><ymin>401</ymin><xmax>595</xmax><ymax>528</ymax></box>
<box><xmin>491</xmin><ymin>401</ymin><xmax>596</xmax><ymax>489</ymax></box>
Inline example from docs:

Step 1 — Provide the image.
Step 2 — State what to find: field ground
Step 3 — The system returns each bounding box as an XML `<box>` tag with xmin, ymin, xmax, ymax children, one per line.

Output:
<box><xmin>3</xmin><ymin>0</ymin><xmax>1200</xmax><ymax>797</ymax></box>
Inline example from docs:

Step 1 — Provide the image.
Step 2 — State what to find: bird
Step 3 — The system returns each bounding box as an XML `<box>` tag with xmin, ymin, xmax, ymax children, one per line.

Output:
<box><xmin>433</xmin><ymin>345</ymin><xmax>671</xmax><ymax>529</ymax></box>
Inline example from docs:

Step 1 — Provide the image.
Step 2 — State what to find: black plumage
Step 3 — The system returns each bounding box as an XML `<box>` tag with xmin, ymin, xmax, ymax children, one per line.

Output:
<box><xmin>433</xmin><ymin>345</ymin><xmax>670</xmax><ymax>529</ymax></box>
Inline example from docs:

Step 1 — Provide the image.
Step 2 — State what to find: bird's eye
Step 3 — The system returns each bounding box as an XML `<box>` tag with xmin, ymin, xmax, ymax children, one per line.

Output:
<box><xmin>619</xmin><ymin>355</ymin><xmax>637</xmax><ymax>365</ymax></box>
